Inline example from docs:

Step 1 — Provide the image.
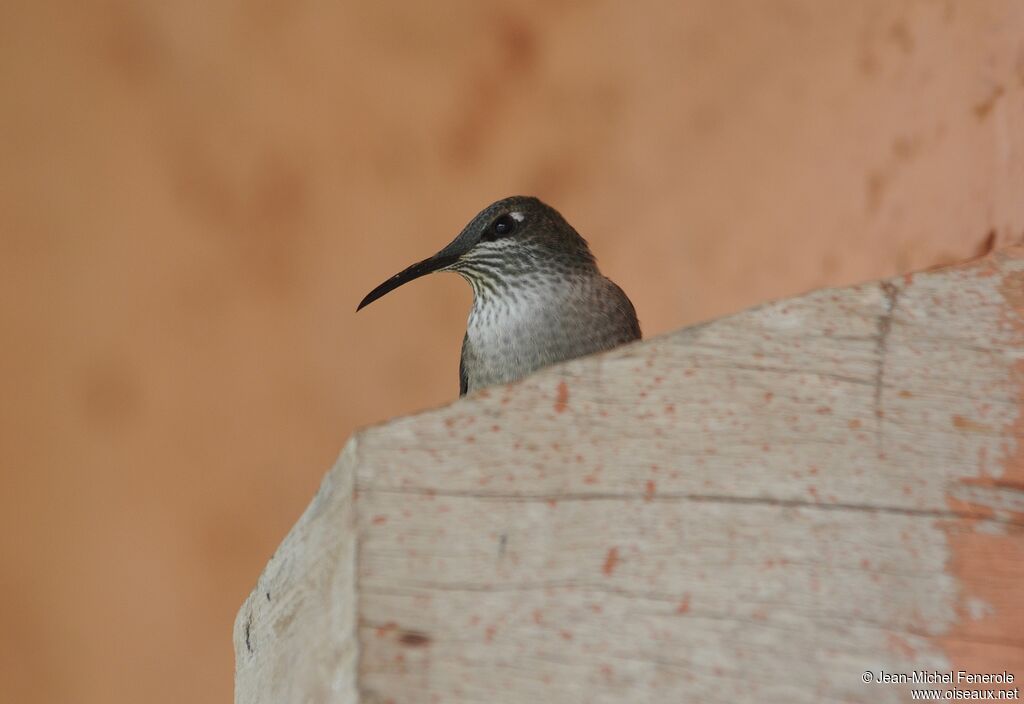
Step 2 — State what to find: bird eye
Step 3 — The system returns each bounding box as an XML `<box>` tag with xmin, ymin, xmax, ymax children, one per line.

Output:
<box><xmin>491</xmin><ymin>214</ymin><xmax>517</xmax><ymax>237</ymax></box>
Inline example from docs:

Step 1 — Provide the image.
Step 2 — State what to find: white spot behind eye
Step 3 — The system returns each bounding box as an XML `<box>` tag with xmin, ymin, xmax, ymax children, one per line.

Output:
<box><xmin>509</xmin><ymin>211</ymin><xmax>525</xmax><ymax>222</ymax></box>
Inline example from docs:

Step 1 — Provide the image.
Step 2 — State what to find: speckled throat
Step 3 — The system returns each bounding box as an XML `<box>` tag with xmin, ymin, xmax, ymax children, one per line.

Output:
<box><xmin>456</xmin><ymin>262</ymin><xmax>641</xmax><ymax>395</ymax></box>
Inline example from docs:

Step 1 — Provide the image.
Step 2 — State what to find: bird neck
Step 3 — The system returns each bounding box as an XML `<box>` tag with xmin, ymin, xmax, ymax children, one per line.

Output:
<box><xmin>461</xmin><ymin>265</ymin><xmax>601</xmax><ymax>317</ymax></box>
<box><xmin>459</xmin><ymin>246</ymin><xmax>598</xmax><ymax>293</ymax></box>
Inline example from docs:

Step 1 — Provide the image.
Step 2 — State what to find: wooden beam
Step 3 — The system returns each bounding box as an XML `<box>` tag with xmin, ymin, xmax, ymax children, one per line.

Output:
<box><xmin>236</xmin><ymin>247</ymin><xmax>1024</xmax><ymax>703</ymax></box>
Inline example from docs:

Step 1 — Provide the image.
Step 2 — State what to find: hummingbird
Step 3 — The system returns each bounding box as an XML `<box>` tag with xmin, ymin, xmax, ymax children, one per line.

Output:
<box><xmin>357</xmin><ymin>196</ymin><xmax>641</xmax><ymax>396</ymax></box>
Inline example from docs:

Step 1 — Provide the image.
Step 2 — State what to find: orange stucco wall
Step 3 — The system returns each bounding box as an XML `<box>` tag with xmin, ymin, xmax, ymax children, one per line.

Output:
<box><xmin>1</xmin><ymin>1</ymin><xmax>1022</xmax><ymax>702</ymax></box>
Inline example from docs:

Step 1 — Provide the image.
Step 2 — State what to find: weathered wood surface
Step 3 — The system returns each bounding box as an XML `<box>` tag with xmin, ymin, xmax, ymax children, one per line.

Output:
<box><xmin>236</xmin><ymin>247</ymin><xmax>1024</xmax><ymax>703</ymax></box>
<box><xmin>234</xmin><ymin>444</ymin><xmax>359</xmax><ymax>704</ymax></box>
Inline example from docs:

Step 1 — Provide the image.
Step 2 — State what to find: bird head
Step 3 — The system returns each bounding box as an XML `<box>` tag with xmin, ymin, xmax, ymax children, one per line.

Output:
<box><xmin>356</xmin><ymin>196</ymin><xmax>596</xmax><ymax>311</ymax></box>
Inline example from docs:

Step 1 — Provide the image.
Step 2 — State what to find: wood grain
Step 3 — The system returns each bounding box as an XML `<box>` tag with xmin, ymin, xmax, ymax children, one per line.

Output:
<box><xmin>237</xmin><ymin>247</ymin><xmax>1024</xmax><ymax>703</ymax></box>
<box><xmin>234</xmin><ymin>444</ymin><xmax>359</xmax><ymax>704</ymax></box>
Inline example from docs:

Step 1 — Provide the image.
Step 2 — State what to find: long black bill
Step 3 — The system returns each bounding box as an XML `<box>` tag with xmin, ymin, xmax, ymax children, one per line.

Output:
<box><xmin>356</xmin><ymin>252</ymin><xmax>460</xmax><ymax>311</ymax></box>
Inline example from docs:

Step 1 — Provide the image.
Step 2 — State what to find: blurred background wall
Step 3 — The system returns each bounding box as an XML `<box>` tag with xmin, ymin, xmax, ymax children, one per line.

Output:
<box><xmin>1</xmin><ymin>1</ymin><xmax>1022</xmax><ymax>702</ymax></box>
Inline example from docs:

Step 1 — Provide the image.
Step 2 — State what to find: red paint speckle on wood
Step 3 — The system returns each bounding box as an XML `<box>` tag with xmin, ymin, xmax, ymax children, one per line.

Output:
<box><xmin>532</xmin><ymin>609</ymin><xmax>543</xmax><ymax>625</ymax></box>
<box><xmin>559</xmin><ymin>630</ymin><xmax>573</xmax><ymax>640</ymax></box>
<box><xmin>554</xmin><ymin>381</ymin><xmax>569</xmax><ymax>413</ymax></box>
<box><xmin>644</xmin><ymin>480</ymin><xmax>656</xmax><ymax>501</ymax></box>
<box><xmin>848</xmin><ymin>419</ymin><xmax>862</xmax><ymax>429</ymax></box>
<box><xmin>952</xmin><ymin>414</ymin><xmax>993</xmax><ymax>433</ymax></box>
<box><xmin>603</xmin><ymin>547</ymin><xmax>620</xmax><ymax>576</ymax></box>
<box><xmin>372</xmin><ymin>515</ymin><xmax>388</xmax><ymax>525</ymax></box>
<box><xmin>676</xmin><ymin>595</ymin><xmax>691</xmax><ymax>614</ymax></box>
<box><xmin>399</xmin><ymin>631</ymin><xmax>431</xmax><ymax>647</ymax></box>
<box><xmin>484</xmin><ymin>625</ymin><xmax>497</xmax><ymax>642</ymax></box>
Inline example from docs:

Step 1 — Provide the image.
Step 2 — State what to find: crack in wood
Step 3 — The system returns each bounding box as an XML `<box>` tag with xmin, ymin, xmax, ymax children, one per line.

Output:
<box><xmin>689</xmin><ymin>360</ymin><xmax>876</xmax><ymax>387</ymax></box>
<box><xmin>244</xmin><ymin>612</ymin><xmax>253</xmax><ymax>654</ymax></box>
<box><xmin>361</xmin><ymin>594</ymin><xmax>1024</xmax><ymax>651</ymax></box>
<box><xmin>359</xmin><ymin>487</ymin><xmax>1024</xmax><ymax>526</ymax></box>
<box><xmin>874</xmin><ymin>281</ymin><xmax>901</xmax><ymax>454</ymax></box>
